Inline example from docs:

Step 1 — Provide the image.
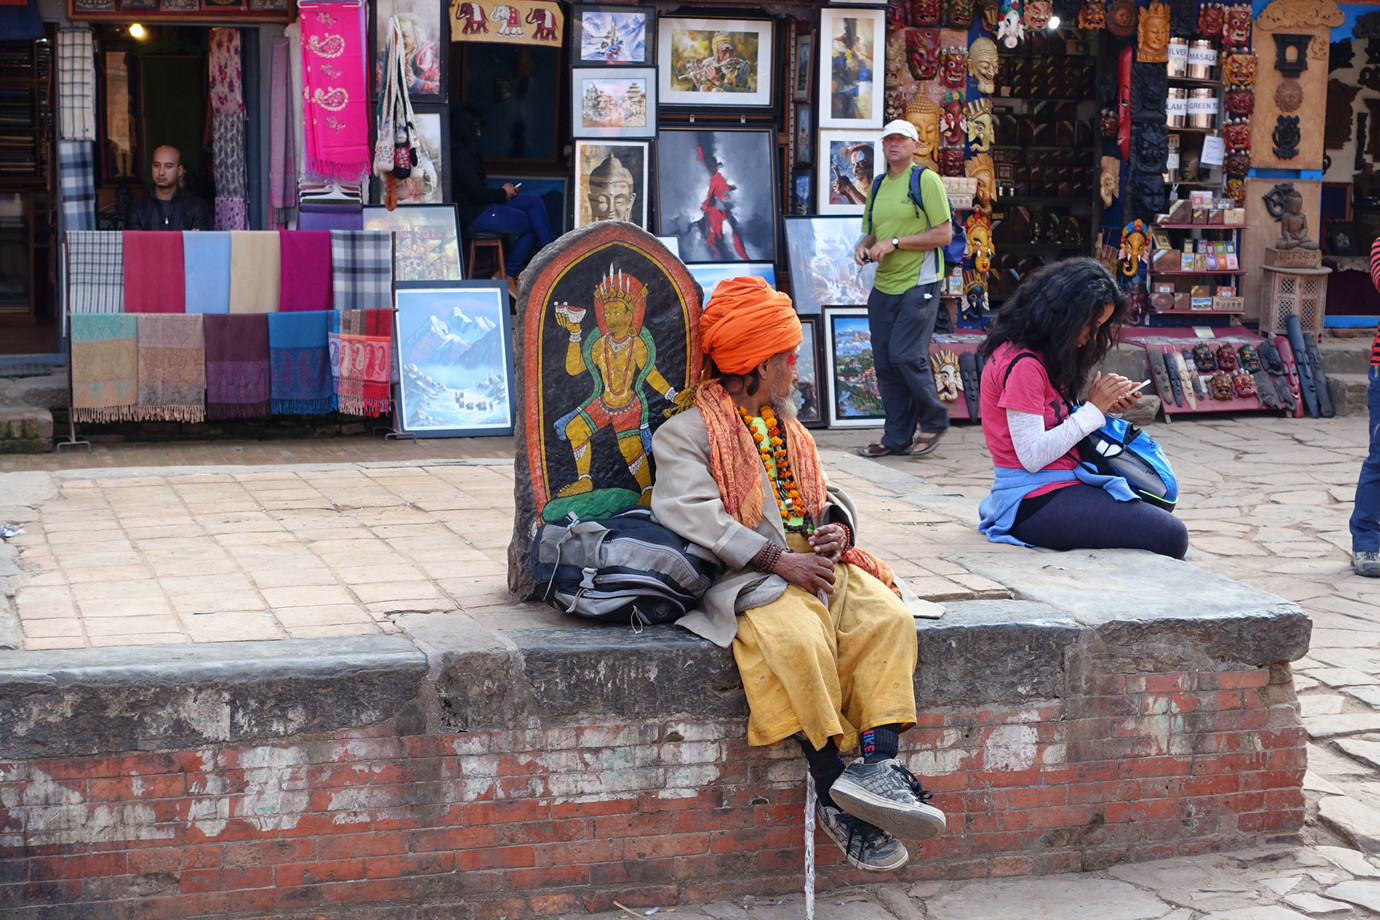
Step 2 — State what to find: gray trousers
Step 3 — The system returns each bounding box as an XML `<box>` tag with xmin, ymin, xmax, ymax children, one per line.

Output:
<box><xmin>866</xmin><ymin>281</ymin><xmax>948</xmax><ymax>452</ymax></box>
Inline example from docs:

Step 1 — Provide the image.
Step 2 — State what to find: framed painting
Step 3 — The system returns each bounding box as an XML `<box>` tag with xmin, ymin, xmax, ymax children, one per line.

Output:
<box><xmin>817</xmin><ymin>129</ymin><xmax>881</xmax><ymax>215</ymax></box>
<box><xmin>783</xmin><ymin>216</ymin><xmax>875</xmax><ymax>315</ymax></box>
<box><xmin>655</xmin><ymin>235</ymin><xmax>680</xmax><ymax>258</ymax></box>
<box><xmin>655</xmin><ymin>127</ymin><xmax>777</xmax><ymax>263</ymax></box>
<box><xmin>658</xmin><ymin>17</ymin><xmax>774</xmax><ymax>108</ymax></box>
<box><xmin>818</xmin><ymin>7</ymin><xmax>884</xmax><ymax>129</ymax></box>
<box><xmin>373</xmin><ymin>0</ymin><xmax>448</xmax><ymax>102</ymax></box>
<box><xmin>792</xmin><ymin>30</ymin><xmax>814</xmax><ymax>102</ymax></box>
<box><xmin>1326</xmin><ymin>220</ymin><xmax>1359</xmax><ymax>257</ymax></box>
<box><xmin>796</xmin><ymin>314</ymin><xmax>825</xmax><ymax>427</ymax></box>
<box><xmin>362</xmin><ymin>203</ymin><xmax>464</xmax><ymax>281</ymax></box>
<box><xmin>572</xmin><ymin>140</ymin><xmax>649</xmax><ymax>229</ymax></box>
<box><xmin>394</xmin><ymin>282</ymin><xmax>515</xmax><ymax>438</ymax></box>
<box><xmin>684</xmin><ymin>262</ymin><xmax>777</xmax><ymax>306</ymax></box>
<box><xmin>389</xmin><ymin>107</ymin><xmax>448</xmax><ymax>206</ymax></box>
<box><xmin>571</xmin><ymin>67</ymin><xmax>656</xmax><ymax>138</ymax></box>
<box><xmin>491</xmin><ymin>174</ymin><xmax>570</xmax><ymax>234</ymax></box>
<box><xmin>572</xmin><ymin>4</ymin><xmax>654</xmax><ymax>65</ymax></box>
<box><xmin>790</xmin><ymin>169</ymin><xmax>812</xmax><ymax>216</ymax></box>
<box><xmin>823</xmin><ymin>306</ymin><xmax>884</xmax><ymax>428</ymax></box>
<box><xmin>794</xmin><ymin>102</ymin><xmax>813</xmax><ymax>166</ymax></box>
<box><xmin>460</xmin><ymin>43</ymin><xmax>559</xmax><ymax>167</ymax></box>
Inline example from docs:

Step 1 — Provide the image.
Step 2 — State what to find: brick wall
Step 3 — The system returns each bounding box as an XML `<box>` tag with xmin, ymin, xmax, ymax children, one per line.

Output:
<box><xmin>0</xmin><ymin>663</ymin><xmax>1304</xmax><ymax>919</ymax></box>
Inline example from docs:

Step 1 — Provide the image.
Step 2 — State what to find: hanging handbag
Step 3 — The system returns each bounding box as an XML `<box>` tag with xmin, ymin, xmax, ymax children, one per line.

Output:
<box><xmin>373</xmin><ymin>21</ymin><xmax>401</xmax><ymax>179</ymax></box>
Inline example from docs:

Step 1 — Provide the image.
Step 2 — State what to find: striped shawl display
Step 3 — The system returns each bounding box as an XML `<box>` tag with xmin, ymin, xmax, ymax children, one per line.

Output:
<box><xmin>204</xmin><ymin>314</ymin><xmax>271</xmax><ymax>420</ymax></box>
<box><xmin>330</xmin><ymin>230</ymin><xmax>392</xmax><ymax>311</ymax></box>
<box><xmin>70</xmin><ymin>313</ymin><xmax>138</xmax><ymax>422</ymax></box>
<box><xmin>330</xmin><ymin>309</ymin><xmax>392</xmax><ymax>416</ymax></box>
<box><xmin>66</xmin><ymin>231</ymin><xmax>123</xmax><ymax>314</ymax></box>
<box><xmin>136</xmin><ymin>314</ymin><xmax>206</xmax><ymax>422</ymax></box>
<box><xmin>267</xmin><ymin>311</ymin><xmax>335</xmax><ymax>415</ymax></box>
<box><xmin>59</xmin><ymin>141</ymin><xmax>96</xmax><ymax>232</ymax></box>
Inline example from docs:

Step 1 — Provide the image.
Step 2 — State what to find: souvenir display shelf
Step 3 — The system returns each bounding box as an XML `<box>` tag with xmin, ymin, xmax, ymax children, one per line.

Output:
<box><xmin>1134</xmin><ymin>332</ymin><xmax>1273</xmax><ymax>420</ymax></box>
<box><xmin>1144</xmin><ymin>217</ymin><xmax>1246</xmax><ymax>325</ymax></box>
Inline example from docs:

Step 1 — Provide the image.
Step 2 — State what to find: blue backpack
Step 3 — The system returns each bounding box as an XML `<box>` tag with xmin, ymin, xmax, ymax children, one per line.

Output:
<box><xmin>865</xmin><ymin>165</ymin><xmax>968</xmax><ymax>267</ymax></box>
<box><xmin>1002</xmin><ymin>351</ymin><xmax>1178</xmax><ymax>512</ymax></box>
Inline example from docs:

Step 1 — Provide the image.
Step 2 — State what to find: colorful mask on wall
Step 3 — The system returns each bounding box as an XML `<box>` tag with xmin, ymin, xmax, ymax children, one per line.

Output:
<box><xmin>1224</xmin><ymin>88</ymin><xmax>1255</xmax><ymax>117</ymax></box>
<box><xmin>1137</xmin><ymin>1</ymin><xmax>1171</xmax><ymax>63</ymax></box>
<box><xmin>997</xmin><ymin>0</ymin><xmax>1024</xmax><ymax>48</ymax></box>
<box><xmin>965</xmin><ymin>212</ymin><xmax>993</xmax><ymax>273</ymax></box>
<box><xmin>968</xmin><ymin>36</ymin><xmax>999</xmax><ymax>94</ymax></box>
<box><xmin>980</xmin><ymin>0</ymin><xmax>1002</xmax><ymax>32</ymax></box>
<box><xmin>911</xmin><ymin>0</ymin><xmax>942</xmax><ymax>26</ymax></box>
<box><xmin>1225</xmin><ymin>178</ymin><xmax>1246</xmax><ymax>206</ymax></box>
<box><xmin>1273</xmin><ymin>80</ymin><xmax>1303</xmax><ymax>113</ymax></box>
<box><xmin>966</xmin><ymin>152</ymin><xmax>996</xmax><ymax>210</ymax></box>
<box><xmin>964</xmin><ymin>272</ymin><xmax>989</xmax><ymax>316</ymax></box>
<box><xmin>1119</xmin><ymin>219</ymin><xmax>1148</xmax><ymax>278</ymax></box>
<box><xmin>888</xmin><ymin>0</ymin><xmax>908</xmax><ymax>29</ymax></box>
<box><xmin>1215</xmin><ymin>344</ymin><xmax>1239</xmax><ymax>372</ymax></box>
<box><xmin>1197</xmin><ymin>3</ymin><xmax>1224</xmax><ymax>40</ymax></box>
<box><xmin>906</xmin><ymin>93</ymin><xmax>944</xmax><ymax>169</ymax></box>
<box><xmin>942</xmin><ymin>96</ymin><xmax>967</xmax><ymax>145</ymax></box>
<box><xmin>1100</xmin><ymin>107</ymin><xmax>1119</xmax><ymax>139</ymax></box>
<box><xmin>945</xmin><ymin>0</ymin><xmax>976</xmax><ymax>28</ymax></box>
<box><xmin>939</xmin><ymin>145</ymin><xmax>965</xmax><ymax>177</ymax></box>
<box><xmin>1192</xmin><ymin>342</ymin><xmax>1216</xmax><ymax>373</ymax></box>
<box><xmin>1222</xmin><ymin>5</ymin><xmax>1251</xmax><ymax>48</ymax></box>
<box><xmin>1024</xmin><ymin>0</ymin><xmax>1052</xmax><ymax>30</ymax></box>
<box><xmin>907</xmin><ymin>28</ymin><xmax>941</xmax><ymax>80</ymax></box>
<box><xmin>1225</xmin><ymin>149</ymin><xmax>1252</xmax><ymax>178</ymax></box>
<box><xmin>1106</xmin><ymin>0</ymin><xmax>1138</xmax><ymax>37</ymax></box>
<box><xmin>1210</xmin><ymin>372</ymin><xmax>1235</xmax><ymax>400</ymax></box>
<box><xmin>1224</xmin><ymin>117</ymin><xmax>1251</xmax><ymax>151</ymax></box>
<box><xmin>939</xmin><ymin>46</ymin><xmax>968</xmax><ymax>87</ymax></box>
<box><xmin>931</xmin><ymin>349</ymin><xmax>964</xmax><ymax>402</ymax></box>
<box><xmin>966</xmin><ymin>100</ymin><xmax>995</xmax><ymax>151</ymax></box>
<box><xmin>1077</xmin><ymin>0</ymin><xmax>1104</xmax><ymax>30</ymax></box>
<box><xmin>1224</xmin><ymin>52</ymin><xmax>1258</xmax><ymax>87</ymax></box>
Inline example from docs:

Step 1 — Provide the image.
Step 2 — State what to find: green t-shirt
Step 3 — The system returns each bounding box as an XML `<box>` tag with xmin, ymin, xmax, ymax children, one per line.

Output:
<box><xmin>861</xmin><ymin>164</ymin><xmax>952</xmax><ymax>296</ymax></box>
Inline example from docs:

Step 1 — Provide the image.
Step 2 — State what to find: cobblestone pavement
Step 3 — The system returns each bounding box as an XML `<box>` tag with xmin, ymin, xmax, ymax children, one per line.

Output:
<box><xmin>3</xmin><ymin>414</ymin><xmax>1380</xmax><ymax>917</ymax></box>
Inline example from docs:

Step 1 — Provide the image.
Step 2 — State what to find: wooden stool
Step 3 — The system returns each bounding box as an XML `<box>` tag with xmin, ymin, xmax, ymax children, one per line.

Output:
<box><xmin>467</xmin><ymin>233</ymin><xmax>507</xmax><ymax>280</ymax></box>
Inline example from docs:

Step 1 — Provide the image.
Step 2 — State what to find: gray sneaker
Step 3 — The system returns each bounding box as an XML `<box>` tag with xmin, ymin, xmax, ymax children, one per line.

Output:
<box><xmin>1355</xmin><ymin>551</ymin><xmax>1380</xmax><ymax>577</ymax></box>
<box><xmin>830</xmin><ymin>758</ymin><xmax>947</xmax><ymax>841</ymax></box>
<box><xmin>816</xmin><ymin>802</ymin><xmax>909</xmax><ymax>872</ymax></box>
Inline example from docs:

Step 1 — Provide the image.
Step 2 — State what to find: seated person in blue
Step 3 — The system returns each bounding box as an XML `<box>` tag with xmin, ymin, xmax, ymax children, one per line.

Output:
<box><xmin>451</xmin><ymin>105</ymin><xmax>555</xmax><ymax>284</ymax></box>
<box><xmin>976</xmin><ymin>258</ymin><xmax>1189</xmax><ymax>559</ymax></box>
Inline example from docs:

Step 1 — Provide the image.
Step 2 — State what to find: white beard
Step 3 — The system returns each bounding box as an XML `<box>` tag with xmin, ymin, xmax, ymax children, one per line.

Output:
<box><xmin>771</xmin><ymin>392</ymin><xmax>798</xmax><ymax>421</ymax></box>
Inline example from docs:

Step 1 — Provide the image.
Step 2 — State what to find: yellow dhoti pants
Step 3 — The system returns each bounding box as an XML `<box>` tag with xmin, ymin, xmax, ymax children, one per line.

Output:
<box><xmin>732</xmin><ymin>534</ymin><xmax>919</xmax><ymax>752</ymax></box>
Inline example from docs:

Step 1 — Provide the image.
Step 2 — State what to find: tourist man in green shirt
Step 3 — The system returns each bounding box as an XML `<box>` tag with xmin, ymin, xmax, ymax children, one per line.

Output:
<box><xmin>853</xmin><ymin>119</ymin><xmax>954</xmax><ymax>458</ymax></box>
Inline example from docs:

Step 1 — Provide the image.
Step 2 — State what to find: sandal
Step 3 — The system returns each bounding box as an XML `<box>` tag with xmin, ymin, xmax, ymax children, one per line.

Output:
<box><xmin>856</xmin><ymin>442</ymin><xmax>909</xmax><ymax>458</ymax></box>
<box><xmin>910</xmin><ymin>430</ymin><xmax>945</xmax><ymax>457</ymax></box>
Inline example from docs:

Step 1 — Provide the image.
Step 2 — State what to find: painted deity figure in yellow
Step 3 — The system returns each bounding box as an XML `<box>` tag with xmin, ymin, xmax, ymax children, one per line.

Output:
<box><xmin>553</xmin><ymin>265</ymin><xmax>693</xmax><ymax>501</ymax></box>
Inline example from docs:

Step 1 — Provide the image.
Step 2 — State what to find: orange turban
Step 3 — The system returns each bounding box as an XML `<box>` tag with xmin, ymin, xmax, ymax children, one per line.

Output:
<box><xmin>699</xmin><ymin>276</ymin><xmax>802</xmax><ymax>375</ymax></box>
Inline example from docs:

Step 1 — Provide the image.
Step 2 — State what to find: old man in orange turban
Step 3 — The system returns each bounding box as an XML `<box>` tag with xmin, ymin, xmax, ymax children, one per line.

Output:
<box><xmin>651</xmin><ymin>276</ymin><xmax>946</xmax><ymax>875</ymax></box>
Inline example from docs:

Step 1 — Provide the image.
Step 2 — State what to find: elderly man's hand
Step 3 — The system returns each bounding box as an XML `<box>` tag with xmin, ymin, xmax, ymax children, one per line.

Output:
<box><xmin>807</xmin><ymin>523</ymin><xmax>847</xmax><ymax>563</ymax></box>
<box><xmin>774</xmin><ymin>551</ymin><xmax>836</xmax><ymax>595</ymax></box>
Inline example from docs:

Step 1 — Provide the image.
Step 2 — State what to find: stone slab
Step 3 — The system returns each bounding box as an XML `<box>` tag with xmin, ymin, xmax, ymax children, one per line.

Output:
<box><xmin>1282</xmin><ymin>892</ymin><xmax>1355</xmax><ymax>915</ymax></box>
<box><xmin>1322</xmin><ymin>880</ymin><xmax>1380</xmax><ymax>913</ymax></box>
<box><xmin>924</xmin><ymin>877</ymin><xmax>1168</xmax><ymax>920</ymax></box>
<box><xmin>947</xmin><ymin>549</ymin><xmax>1311</xmax><ymax>665</ymax></box>
<box><xmin>0</xmin><ymin>636</ymin><xmax>427</xmax><ymax>759</ymax></box>
<box><xmin>1305</xmin><ymin>713</ymin><xmax>1380</xmax><ymax>739</ymax></box>
<box><xmin>1336</xmin><ymin>738</ymin><xmax>1380</xmax><ymax>771</ymax></box>
<box><xmin>1318</xmin><ymin>796</ymin><xmax>1380</xmax><ymax>854</ymax></box>
<box><xmin>1315</xmin><ymin>845</ymin><xmax>1380</xmax><ymax>878</ymax></box>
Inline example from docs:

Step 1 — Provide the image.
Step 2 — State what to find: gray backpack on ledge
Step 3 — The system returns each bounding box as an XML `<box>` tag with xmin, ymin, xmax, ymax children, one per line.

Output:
<box><xmin>530</xmin><ymin>505</ymin><xmax>721</xmax><ymax>627</ymax></box>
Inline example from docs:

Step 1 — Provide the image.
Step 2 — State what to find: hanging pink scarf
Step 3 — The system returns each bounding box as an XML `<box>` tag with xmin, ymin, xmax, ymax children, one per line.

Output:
<box><xmin>298</xmin><ymin>0</ymin><xmax>369</xmax><ymax>182</ymax></box>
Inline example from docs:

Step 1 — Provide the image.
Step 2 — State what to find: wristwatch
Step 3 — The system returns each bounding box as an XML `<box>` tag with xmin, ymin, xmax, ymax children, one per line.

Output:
<box><xmin>891</xmin><ymin>237</ymin><xmax>900</xmax><ymax>248</ymax></box>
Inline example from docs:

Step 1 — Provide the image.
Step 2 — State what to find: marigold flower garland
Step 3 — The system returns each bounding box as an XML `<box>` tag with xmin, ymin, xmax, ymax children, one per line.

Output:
<box><xmin>737</xmin><ymin>404</ymin><xmax>802</xmax><ymax>523</ymax></box>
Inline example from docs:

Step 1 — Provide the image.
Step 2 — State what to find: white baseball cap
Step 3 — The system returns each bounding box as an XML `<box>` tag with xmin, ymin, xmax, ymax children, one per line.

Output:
<box><xmin>881</xmin><ymin>119</ymin><xmax>919</xmax><ymax>141</ymax></box>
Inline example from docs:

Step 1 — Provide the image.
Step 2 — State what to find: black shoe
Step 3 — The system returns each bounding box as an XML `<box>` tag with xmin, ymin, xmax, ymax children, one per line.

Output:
<box><xmin>815</xmin><ymin>802</ymin><xmax>909</xmax><ymax>872</ymax></box>
<box><xmin>830</xmin><ymin>758</ymin><xmax>947</xmax><ymax>841</ymax></box>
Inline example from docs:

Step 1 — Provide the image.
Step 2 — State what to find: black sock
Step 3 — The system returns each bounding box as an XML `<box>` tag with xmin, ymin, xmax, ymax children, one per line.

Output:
<box><xmin>797</xmin><ymin>737</ymin><xmax>845</xmax><ymax>807</ymax></box>
<box><xmin>861</xmin><ymin>724</ymin><xmax>900</xmax><ymax>764</ymax></box>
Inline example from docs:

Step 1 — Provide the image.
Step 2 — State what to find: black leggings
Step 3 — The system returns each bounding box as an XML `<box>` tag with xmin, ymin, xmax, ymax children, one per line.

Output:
<box><xmin>1010</xmin><ymin>484</ymin><xmax>1189</xmax><ymax>559</ymax></box>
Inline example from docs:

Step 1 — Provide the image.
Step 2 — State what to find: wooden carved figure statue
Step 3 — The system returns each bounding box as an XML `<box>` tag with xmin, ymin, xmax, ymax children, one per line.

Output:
<box><xmin>1262</xmin><ymin>182</ymin><xmax>1317</xmax><ymax>250</ymax></box>
<box><xmin>1099</xmin><ymin>156</ymin><xmax>1121</xmax><ymax>208</ymax></box>
<box><xmin>1138</xmin><ymin>1</ymin><xmax>1171</xmax><ymax>63</ymax></box>
<box><xmin>904</xmin><ymin>93</ymin><xmax>943</xmax><ymax>169</ymax></box>
<box><xmin>966</xmin><ymin>152</ymin><xmax>996</xmax><ymax>211</ymax></box>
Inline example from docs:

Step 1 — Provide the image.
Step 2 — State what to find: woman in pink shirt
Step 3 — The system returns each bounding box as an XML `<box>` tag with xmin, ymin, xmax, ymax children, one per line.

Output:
<box><xmin>976</xmin><ymin>258</ymin><xmax>1188</xmax><ymax>558</ymax></box>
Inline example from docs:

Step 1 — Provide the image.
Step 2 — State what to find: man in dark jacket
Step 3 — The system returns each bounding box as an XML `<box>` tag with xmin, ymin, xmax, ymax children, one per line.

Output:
<box><xmin>125</xmin><ymin>145</ymin><xmax>213</xmax><ymax>231</ymax></box>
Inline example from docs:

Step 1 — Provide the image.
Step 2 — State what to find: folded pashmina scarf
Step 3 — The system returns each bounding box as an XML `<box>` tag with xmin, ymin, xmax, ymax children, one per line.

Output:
<box><xmin>136</xmin><ymin>314</ymin><xmax>206</xmax><ymax>422</ymax></box>
<box><xmin>204</xmin><ymin>314</ymin><xmax>271</xmax><ymax>419</ymax></box>
<box><xmin>122</xmin><ymin>230</ymin><xmax>185</xmax><ymax>313</ymax></box>
<box><xmin>279</xmin><ymin>230</ymin><xmax>334</xmax><ymax>312</ymax></box>
<box><xmin>228</xmin><ymin>231</ymin><xmax>282</xmax><ymax>313</ymax></box>
<box><xmin>70</xmin><ymin>314</ymin><xmax>138</xmax><ymax>422</ymax></box>
<box><xmin>331</xmin><ymin>308</ymin><xmax>392</xmax><ymax>416</ymax></box>
<box><xmin>182</xmin><ymin>231</ymin><xmax>232</xmax><ymax>314</ymax></box>
<box><xmin>67</xmin><ymin>230</ymin><xmax>123</xmax><ymax>314</ymax></box>
<box><xmin>268</xmin><ymin>310</ymin><xmax>335</xmax><ymax>415</ymax></box>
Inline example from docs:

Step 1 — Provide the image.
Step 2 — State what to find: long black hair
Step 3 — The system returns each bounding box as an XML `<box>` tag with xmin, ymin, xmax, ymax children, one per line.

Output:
<box><xmin>978</xmin><ymin>257</ymin><xmax>1129</xmax><ymax>400</ymax></box>
<box><xmin>451</xmin><ymin>104</ymin><xmax>484</xmax><ymax>153</ymax></box>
